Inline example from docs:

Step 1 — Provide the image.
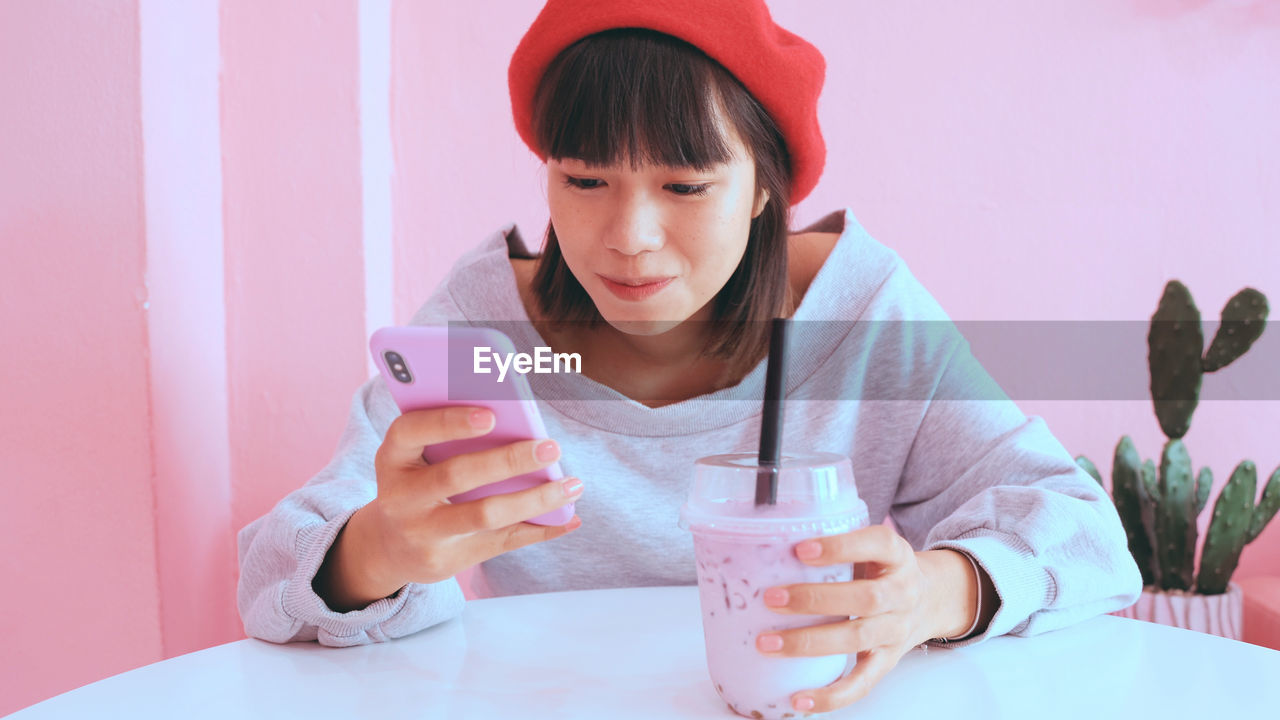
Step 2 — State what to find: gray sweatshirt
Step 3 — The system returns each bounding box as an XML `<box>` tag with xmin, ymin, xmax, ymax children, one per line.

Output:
<box><xmin>236</xmin><ymin>207</ymin><xmax>1142</xmax><ymax>649</ymax></box>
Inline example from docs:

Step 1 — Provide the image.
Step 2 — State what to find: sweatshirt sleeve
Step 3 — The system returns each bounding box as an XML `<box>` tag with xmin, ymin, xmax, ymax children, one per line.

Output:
<box><xmin>870</xmin><ymin>261</ymin><xmax>1143</xmax><ymax>648</ymax></box>
<box><xmin>889</xmin><ymin>332</ymin><xmax>1143</xmax><ymax>648</ymax></box>
<box><xmin>236</xmin><ymin>282</ymin><xmax>471</xmax><ymax>647</ymax></box>
<box><xmin>235</xmin><ymin>375</ymin><xmax>466</xmax><ymax>646</ymax></box>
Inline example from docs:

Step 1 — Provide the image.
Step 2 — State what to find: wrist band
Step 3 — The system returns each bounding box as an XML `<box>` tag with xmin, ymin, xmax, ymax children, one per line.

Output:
<box><xmin>936</xmin><ymin>550</ymin><xmax>983</xmax><ymax>643</ymax></box>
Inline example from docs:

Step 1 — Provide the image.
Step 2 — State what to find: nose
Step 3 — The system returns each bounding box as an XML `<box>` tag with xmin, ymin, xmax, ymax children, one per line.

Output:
<box><xmin>602</xmin><ymin>194</ymin><xmax>664</xmax><ymax>256</ymax></box>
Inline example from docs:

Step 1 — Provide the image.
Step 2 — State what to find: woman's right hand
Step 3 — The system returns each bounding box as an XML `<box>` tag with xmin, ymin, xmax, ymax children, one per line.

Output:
<box><xmin>314</xmin><ymin>406</ymin><xmax>582</xmax><ymax>611</ymax></box>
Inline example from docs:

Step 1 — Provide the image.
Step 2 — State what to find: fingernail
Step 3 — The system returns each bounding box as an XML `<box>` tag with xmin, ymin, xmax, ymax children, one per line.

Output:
<box><xmin>794</xmin><ymin>696</ymin><xmax>815</xmax><ymax>711</ymax></box>
<box><xmin>535</xmin><ymin>440</ymin><xmax>559</xmax><ymax>463</ymax></box>
<box><xmin>796</xmin><ymin>541</ymin><xmax>822</xmax><ymax>560</ymax></box>
<box><xmin>757</xmin><ymin>634</ymin><xmax>783</xmax><ymax>652</ymax></box>
<box><xmin>565</xmin><ymin>516</ymin><xmax>582</xmax><ymax>530</ymax></box>
<box><xmin>562</xmin><ymin>478</ymin><xmax>583</xmax><ymax>497</ymax></box>
<box><xmin>763</xmin><ymin>587</ymin><xmax>789</xmax><ymax>607</ymax></box>
<box><xmin>468</xmin><ymin>409</ymin><xmax>493</xmax><ymax>429</ymax></box>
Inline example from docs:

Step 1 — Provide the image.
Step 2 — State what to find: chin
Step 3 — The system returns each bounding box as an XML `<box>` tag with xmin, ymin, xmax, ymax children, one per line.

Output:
<box><xmin>587</xmin><ymin>289</ymin><xmax>691</xmax><ymax>336</ymax></box>
<box><xmin>602</xmin><ymin>316</ymin><xmax>686</xmax><ymax>336</ymax></box>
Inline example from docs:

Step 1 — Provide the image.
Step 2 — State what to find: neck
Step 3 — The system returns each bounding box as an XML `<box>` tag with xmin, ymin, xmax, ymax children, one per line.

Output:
<box><xmin>564</xmin><ymin>305</ymin><xmax>743</xmax><ymax>407</ymax></box>
<box><xmin>596</xmin><ymin>311</ymin><xmax>713</xmax><ymax>370</ymax></box>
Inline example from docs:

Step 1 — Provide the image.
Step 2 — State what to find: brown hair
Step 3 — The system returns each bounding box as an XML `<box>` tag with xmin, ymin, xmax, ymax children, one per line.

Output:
<box><xmin>529</xmin><ymin>28</ymin><xmax>793</xmax><ymax>376</ymax></box>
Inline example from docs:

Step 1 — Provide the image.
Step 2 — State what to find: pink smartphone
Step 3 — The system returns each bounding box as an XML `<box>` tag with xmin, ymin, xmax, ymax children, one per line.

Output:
<box><xmin>370</xmin><ymin>325</ymin><xmax>573</xmax><ymax>526</ymax></box>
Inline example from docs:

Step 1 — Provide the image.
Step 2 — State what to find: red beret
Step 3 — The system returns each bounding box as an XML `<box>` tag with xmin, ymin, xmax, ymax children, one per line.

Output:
<box><xmin>508</xmin><ymin>0</ymin><xmax>827</xmax><ymax>205</ymax></box>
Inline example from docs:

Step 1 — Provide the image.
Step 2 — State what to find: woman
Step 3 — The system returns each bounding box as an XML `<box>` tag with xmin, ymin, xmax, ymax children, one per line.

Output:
<box><xmin>237</xmin><ymin>1</ymin><xmax>1141</xmax><ymax>714</ymax></box>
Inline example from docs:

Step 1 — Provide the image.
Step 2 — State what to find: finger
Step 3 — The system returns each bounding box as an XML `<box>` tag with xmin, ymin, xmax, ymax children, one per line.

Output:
<box><xmin>461</xmin><ymin>513</ymin><xmax>583</xmax><ymax>566</ymax></box>
<box><xmin>756</xmin><ymin>614</ymin><xmax>906</xmax><ymax>658</ymax></box>
<box><xmin>792</xmin><ymin>647</ymin><xmax>899</xmax><ymax>714</ymax></box>
<box><xmin>380</xmin><ymin>406</ymin><xmax>495</xmax><ymax>468</ymax></box>
<box><xmin>440</xmin><ymin>474</ymin><xmax>583</xmax><ymax>534</ymax></box>
<box><xmin>796</xmin><ymin>524</ymin><xmax>911</xmax><ymax>567</ymax></box>
<box><xmin>765</xmin><ymin>574</ymin><xmax>917</xmax><ymax>617</ymax></box>
<box><xmin>427</xmin><ymin>438</ymin><xmax>561</xmax><ymax>499</ymax></box>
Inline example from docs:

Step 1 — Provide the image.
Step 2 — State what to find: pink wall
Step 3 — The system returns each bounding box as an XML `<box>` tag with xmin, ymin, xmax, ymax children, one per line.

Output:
<box><xmin>142</xmin><ymin>0</ymin><xmax>239</xmax><ymax>662</ymax></box>
<box><xmin>219</xmin><ymin>0</ymin><xmax>369</xmax><ymax>597</ymax></box>
<box><xmin>0</xmin><ymin>0</ymin><xmax>162</xmax><ymax>712</ymax></box>
<box><xmin>391</xmin><ymin>1</ymin><xmax>548</xmax><ymax>324</ymax></box>
<box><xmin>2</xmin><ymin>0</ymin><xmax>1277</xmax><ymax>714</ymax></box>
<box><xmin>2</xmin><ymin>0</ymin><xmax>370</xmax><ymax>713</ymax></box>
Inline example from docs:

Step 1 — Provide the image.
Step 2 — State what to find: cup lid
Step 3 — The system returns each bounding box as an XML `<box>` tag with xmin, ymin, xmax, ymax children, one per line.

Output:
<box><xmin>678</xmin><ymin>452</ymin><xmax>868</xmax><ymax>537</ymax></box>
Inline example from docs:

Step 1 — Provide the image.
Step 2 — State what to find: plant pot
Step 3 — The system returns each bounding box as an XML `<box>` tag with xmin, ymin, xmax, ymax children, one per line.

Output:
<box><xmin>1111</xmin><ymin>583</ymin><xmax>1243</xmax><ymax>640</ymax></box>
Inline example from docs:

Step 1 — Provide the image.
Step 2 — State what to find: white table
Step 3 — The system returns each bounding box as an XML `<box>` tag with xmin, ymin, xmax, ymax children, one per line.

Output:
<box><xmin>12</xmin><ymin>586</ymin><xmax>1279</xmax><ymax>718</ymax></box>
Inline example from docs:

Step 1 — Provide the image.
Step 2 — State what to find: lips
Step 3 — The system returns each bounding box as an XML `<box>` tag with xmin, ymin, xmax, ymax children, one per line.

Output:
<box><xmin>598</xmin><ymin>274</ymin><xmax>675</xmax><ymax>301</ymax></box>
<box><xmin>600</xmin><ymin>274</ymin><xmax>673</xmax><ymax>286</ymax></box>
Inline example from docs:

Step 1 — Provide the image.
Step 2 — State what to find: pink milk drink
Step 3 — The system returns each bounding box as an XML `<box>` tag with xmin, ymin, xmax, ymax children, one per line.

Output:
<box><xmin>679</xmin><ymin>452</ymin><xmax>869</xmax><ymax>719</ymax></box>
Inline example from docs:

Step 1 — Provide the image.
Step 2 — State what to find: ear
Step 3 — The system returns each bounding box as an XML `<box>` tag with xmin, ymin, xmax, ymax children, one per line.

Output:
<box><xmin>752</xmin><ymin>188</ymin><xmax>770</xmax><ymax>219</ymax></box>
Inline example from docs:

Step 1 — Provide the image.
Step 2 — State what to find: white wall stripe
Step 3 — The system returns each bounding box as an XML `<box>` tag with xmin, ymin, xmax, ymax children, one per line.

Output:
<box><xmin>139</xmin><ymin>0</ymin><xmax>236</xmax><ymax>656</ymax></box>
<box><xmin>360</xmin><ymin>0</ymin><xmax>395</xmax><ymax>377</ymax></box>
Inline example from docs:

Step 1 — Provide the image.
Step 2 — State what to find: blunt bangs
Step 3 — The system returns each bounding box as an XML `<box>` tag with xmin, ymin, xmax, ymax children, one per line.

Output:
<box><xmin>532</xmin><ymin>29</ymin><xmax>740</xmax><ymax>171</ymax></box>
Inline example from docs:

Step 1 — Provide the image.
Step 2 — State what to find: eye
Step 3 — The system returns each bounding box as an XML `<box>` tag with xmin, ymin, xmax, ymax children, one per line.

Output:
<box><xmin>668</xmin><ymin>183</ymin><xmax>711</xmax><ymax>197</ymax></box>
<box><xmin>561</xmin><ymin>176</ymin><xmax>711</xmax><ymax>196</ymax></box>
<box><xmin>562</xmin><ymin>176</ymin><xmax>604</xmax><ymax>190</ymax></box>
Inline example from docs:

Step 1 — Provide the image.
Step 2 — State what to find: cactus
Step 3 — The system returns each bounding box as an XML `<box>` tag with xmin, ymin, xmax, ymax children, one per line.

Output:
<box><xmin>1202</xmin><ymin>288</ymin><xmax>1269</xmax><ymax>372</ymax></box>
<box><xmin>1148</xmin><ymin>281</ymin><xmax>1203</xmax><ymax>439</ymax></box>
<box><xmin>1196</xmin><ymin>462</ymin><xmax>1257</xmax><ymax>595</ymax></box>
<box><xmin>1138</xmin><ymin>458</ymin><xmax>1161</xmax><ymax>588</ymax></box>
<box><xmin>1099</xmin><ymin>438</ymin><xmax>1155</xmax><ymax>586</ymax></box>
<box><xmin>1193</xmin><ymin>467</ymin><xmax>1212</xmax><ymax>514</ymax></box>
<box><xmin>1076</xmin><ymin>281</ymin><xmax>1275</xmax><ymax>596</ymax></box>
<box><xmin>1247</xmin><ymin>467</ymin><xmax>1280</xmax><ymax>544</ymax></box>
<box><xmin>1155</xmin><ymin>440</ymin><xmax>1195</xmax><ymax>590</ymax></box>
<box><xmin>1075</xmin><ymin>455</ymin><xmax>1103</xmax><ymax>486</ymax></box>
<box><xmin>1140</xmin><ymin>458</ymin><xmax>1158</xmax><ymax>503</ymax></box>
<box><xmin>1187</xmin><ymin>467</ymin><xmax>1212</xmax><ymax>585</ymax></box>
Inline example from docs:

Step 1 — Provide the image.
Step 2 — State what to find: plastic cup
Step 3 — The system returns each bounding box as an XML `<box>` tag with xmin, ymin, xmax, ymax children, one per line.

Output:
<box><xmin>678</xmin><ymin>452</ymin><xmax>869</xmax><ymax>719</ymax></box>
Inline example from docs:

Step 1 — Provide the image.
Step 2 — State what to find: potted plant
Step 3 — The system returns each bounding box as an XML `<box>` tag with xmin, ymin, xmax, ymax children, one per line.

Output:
<box><xmin>1074</xmin><ymin>281</ymin><xmax>1279</xmax><ymax>640</ymax></box>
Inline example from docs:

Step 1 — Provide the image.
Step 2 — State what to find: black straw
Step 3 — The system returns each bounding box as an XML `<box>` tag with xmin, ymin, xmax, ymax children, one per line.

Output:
<box><xmin>756</xmin><ymin>318</ymin><xmax>790</xmax><ymax>506</ymax></box>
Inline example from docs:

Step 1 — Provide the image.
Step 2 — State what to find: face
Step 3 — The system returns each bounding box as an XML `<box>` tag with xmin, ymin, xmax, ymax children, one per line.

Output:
<box><xmin>546</xmin><ymin>125</ymin><xmax>769</xmax><ymax>337</ymax></box>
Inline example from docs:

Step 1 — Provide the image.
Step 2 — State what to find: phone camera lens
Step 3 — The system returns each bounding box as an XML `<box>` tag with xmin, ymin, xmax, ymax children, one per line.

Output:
<box><xmin>384</xmin><ymin>351</ymin><xmax>412</xmax><ymax>383</ymax></box>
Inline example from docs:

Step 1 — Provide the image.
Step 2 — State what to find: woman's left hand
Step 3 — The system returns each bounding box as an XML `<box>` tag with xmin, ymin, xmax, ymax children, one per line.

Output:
<box><xmin>755</xmin><ymin>524</ymin><xmax>967</xmax><ymax>715</ymax></box>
